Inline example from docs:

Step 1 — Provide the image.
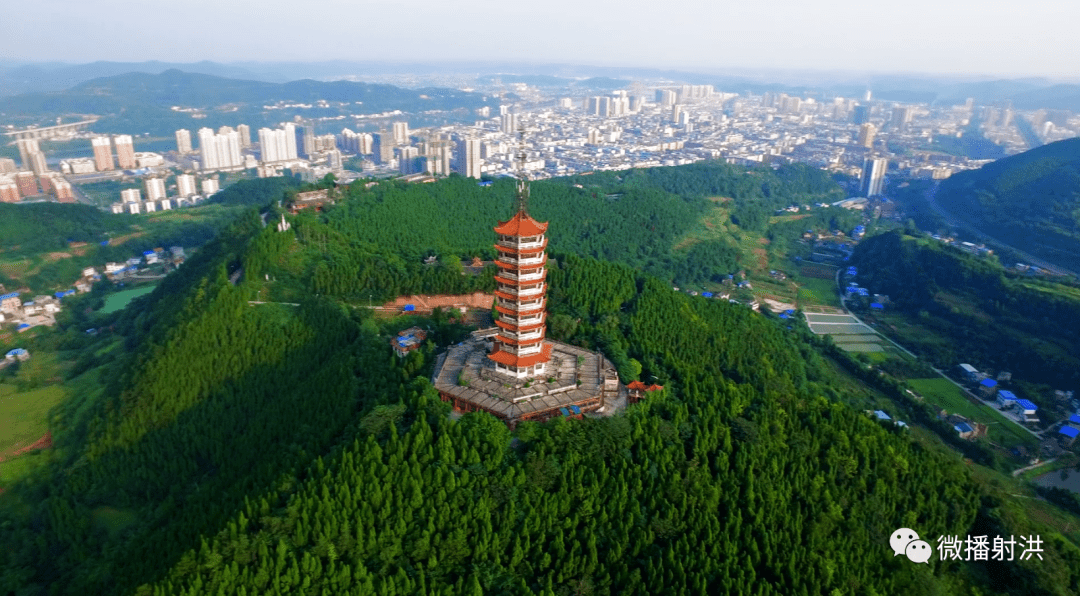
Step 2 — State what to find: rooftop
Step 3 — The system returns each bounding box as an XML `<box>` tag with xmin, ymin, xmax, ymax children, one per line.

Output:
<box><xmin>494</xmin><ymin>211</ymin><xmax>548</xmax><ymax>237</ymax></box>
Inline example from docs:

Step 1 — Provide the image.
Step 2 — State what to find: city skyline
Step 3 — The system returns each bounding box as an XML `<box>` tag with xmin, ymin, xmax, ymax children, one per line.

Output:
<box><xmin>1</xmin><ymin>0</ymin><xmax>1078</xmax><ymax>79</ymax></box>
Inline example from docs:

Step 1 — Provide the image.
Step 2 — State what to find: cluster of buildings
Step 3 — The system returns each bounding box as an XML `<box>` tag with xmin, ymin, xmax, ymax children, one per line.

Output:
<box><xmin>277</xmin><ymin>83</ymin><xmax>1054</xmax><ymax>198</ymax></box>
<box><xmin>0</xmin><ymin>140</ymin><xmax>76</xmax><ymax>203</ymax></box>
<box><xmin>109</xmin><ymin>174</ymin><xmax>218</xmax><ymax>215</ymax></box>
<box><xmin>0</xmin><ymin>290</ymin><xmax>67</xmax><ymax>333</ymax></box>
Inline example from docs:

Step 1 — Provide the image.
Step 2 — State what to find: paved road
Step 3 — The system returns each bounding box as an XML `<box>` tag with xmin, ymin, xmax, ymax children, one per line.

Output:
<box><xmin>923</xmin><ymin>181</ymin><xmax>1076</xmax><ymax>277</ymax></box>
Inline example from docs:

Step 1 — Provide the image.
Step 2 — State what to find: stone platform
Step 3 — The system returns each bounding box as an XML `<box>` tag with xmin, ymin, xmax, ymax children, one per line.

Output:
<box><xmin>431</xmin><ymin>332</ymin><xmax>625</xmax><ymax>426</ymax></box>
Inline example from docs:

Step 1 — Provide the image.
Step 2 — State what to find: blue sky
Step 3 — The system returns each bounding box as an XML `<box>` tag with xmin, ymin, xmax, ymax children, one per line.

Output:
<box><xmin>3</xmin><ymin>0</ymin><xmax>1077</xmax><ymax>79</ymax></box>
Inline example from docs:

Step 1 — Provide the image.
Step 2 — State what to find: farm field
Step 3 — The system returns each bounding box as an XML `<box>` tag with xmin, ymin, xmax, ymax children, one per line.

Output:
<box><xmin>0</xmin><ymin>384</ymin><xmax>65</xmax><ymax>461</ymax></box>
<box><xmin>907</xmin><ymin>378</ymin><xmax>1037</xmax><ymax>449</ymax></box>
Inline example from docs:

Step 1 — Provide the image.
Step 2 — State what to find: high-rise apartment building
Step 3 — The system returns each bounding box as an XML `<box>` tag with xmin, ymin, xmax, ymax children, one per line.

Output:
<box><xmin>15</xmin><ymin>172</ymin><xmax>38</xmax><ymax>197</ymax></box>
<box><xmin>120</xmin><ymin>188</ymin><xmax>142</xmax><ymax>203</ymax></box>
<box><xmin>852</xmin><ymin>105</ymin><xmax>870</xmax><ymax>125</ymax></box>
<box><xmin>145</xmin><ymin>177</ymin><xmax>166</xmax><ymax>202</ymax></box>
<box><xmin>237</xmin><ymin>124</ymin><xmax>251</xmax><ymax>148</ymax></box>
<box><xmin>92</xmin><ymin>136</ymin><xmax>114</xmax><ymax>171</ymax></box>
<box><xmin>198</xmin><ymin>128</ymin><xmax>242</xmax><ymax>170</ymax></box>
<box><xmin>671</xmin><ymin>105</ymin><xmax>683</xmax><ymax>124</ymax></box>
<box><xmin>372</xmin><ymin>132</ymin><xmax>394</xmax><ymax>164</ymax></box>
<box><xmin>0</xmin><ymin>176</ymin><xmax>19</xmax><ymax>202</ymax></box>
<box><xmin>114</xmin><ymin>135</ymin><xmax>136</xmax><ymax>169</ymax></box>
<box><xmin>397</xmin><ymin>146</ymin><xmax>421</xmax><ymax>174</ymax></box>
<box><xmin>501</xmin><ymin>113</ymin><xmax>520</xmax><ymax>135</ymax></box>
<box><xmin>857</xmin><ymin>123</ymin><xmax>877</xmax><ymax>149</ymax></box>
<box><xmin>859</xmin><ymin>158</ymin><xmax>887</xmax><ymax>197</ymax></box>
<box><xmin>891</xmin><ymin>106</ymin><xmax>912</xmax><ymax>129</ymax></box>
<box><xmin>176</xmin><ymin>174</ymin><xmax>197</xmax><ymax>197</ymax></box>
<box><xmin>175</xmin><ymin>129</ymin><xmax>192</xmax><ymax>154</ymax></box>
<box><xmin>337</xmin><ymin>129</ymin><xmax>373</xmax><ymax>155</ymax></box>
<box><xmin>201</xmin><ymin>178</ymin><xmax>220</xmax><ymax>196</ymax></box>
<box><xmin>454</xmin><ymin>137</ymin><xmax>483</xmax><ymax>179</ymax></box>
<box><xmin>392</xmin><ymin>122</ymin><xmax>409</xmax><ymax>145</ymax></box>
<box><xmin>258</xmin><ymin>126</ymin><xmax>294</xmax><ymax>163</ymax></box>
<box><xmin>587</xmin><ymin>97</ymin><xmax>612</xmax><ymax>118</ymax></box>
<box><xmin>655</xmin><ymin>89</ymin><xmax>677</xmax><ymax>106</ymax></box>
<box><xmin>16</xmin><ymin>139</ymin><xmax>40</xmax><ymax>170</ymax></box>
<box><xmin>27</xmin><ymin>151</ymin><xmax>48</xmax><ymax>176</ymax></box>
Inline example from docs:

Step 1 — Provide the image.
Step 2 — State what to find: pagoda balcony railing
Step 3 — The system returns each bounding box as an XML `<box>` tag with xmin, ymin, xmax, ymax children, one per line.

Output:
<box><xmin>497</xmin><ymin>283</ymin><xmax>545</xmax><ymax>298</ymax></box>
<box><xmin>498</xmin><ymin>254</ymin><xmax>545</xmax><ymax>267</ymax></box>
<box><xmin>500</xmin><ymin>328</ymin><xmax>544</xmax><ymax>343</ymax></box>
<box><xmin>502</xmin><ymin>313</ymin><xmax>544</xmax><ymax>326</ymax></box>
<box><xmin>497</xmin><ymin>297</ymin><xmax>544</xmax><ymax>312</ymax></box>
<box><xmin>496</xmin><ymin>237</ymin><xmax>545</xmax><ymax>251</ymax></box>
<box><xmin>497</xmin><ymin>270</ymin><xmax>545</xmax><ymax>283</ymax></box>
<box><xmin>499</xmin><ymin>342</ymin><xmax>544</xmax><ymax>357</ymax></box>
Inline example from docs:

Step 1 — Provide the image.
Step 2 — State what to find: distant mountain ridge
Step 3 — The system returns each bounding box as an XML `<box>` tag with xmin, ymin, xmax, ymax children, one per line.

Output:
<box><xmin>936</xmin><ymin>137</ymin><xmax>1080</xmax><ymax>270</ymax></box>
<box><xmin>0</xmin><ymin>69</ymin><xmax>491</xmax><ymax>136</ymax></box>
<box><xmin>2</xmin><ymin>59</ymin><xmax>1079</xmax><ymax>108</ymax></box>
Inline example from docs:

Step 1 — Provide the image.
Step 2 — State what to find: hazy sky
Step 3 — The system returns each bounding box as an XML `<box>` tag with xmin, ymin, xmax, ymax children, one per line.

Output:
<box><xmin>3</xmin><ymin>0</ymin><xmax>1077</xmax><ymax>78</ymax></box>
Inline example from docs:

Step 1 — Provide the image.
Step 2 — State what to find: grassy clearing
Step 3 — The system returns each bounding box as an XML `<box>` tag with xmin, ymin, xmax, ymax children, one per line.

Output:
<box><xmin>672</xmin><ymin>204</ymin><xmax>733</xmax><ymax>251</ymax></box>
<box><xmin>0</xmin><ymin>384</ymin><xmax>66</xmax><ymax>458</ymax></box>
<box><xmin>907</xmin><ymin>378</ymin><xmax>1037</xmax><ymax>449</ymax></box>
<box><xmin>797</xmin><ymin>277</ymin><xmax>841</xmax><ymax>307</ymax></box>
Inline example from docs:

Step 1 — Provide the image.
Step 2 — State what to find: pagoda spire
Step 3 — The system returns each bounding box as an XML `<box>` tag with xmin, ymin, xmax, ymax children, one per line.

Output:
<box><xmin>515</xmin><ymin>126</ymin><xmax>530</xmax><ymax>216</ymax></box>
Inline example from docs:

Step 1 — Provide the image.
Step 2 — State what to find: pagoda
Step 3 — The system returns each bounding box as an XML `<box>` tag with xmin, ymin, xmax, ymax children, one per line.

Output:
<box><xmin>488</xmin><ymin>174</ymin><xmax>553</xmax><ymax>378</ymax></box>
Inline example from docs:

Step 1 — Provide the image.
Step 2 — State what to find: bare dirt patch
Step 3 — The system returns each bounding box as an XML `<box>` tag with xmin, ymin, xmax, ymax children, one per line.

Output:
<box><xmin>752</xmin><ymin>248</ymin><xmax>768</xmax><ymax>270</ymax></box>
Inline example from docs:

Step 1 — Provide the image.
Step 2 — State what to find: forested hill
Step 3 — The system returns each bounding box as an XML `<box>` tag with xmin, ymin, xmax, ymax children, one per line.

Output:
<box><xmin>309</xmin><ymin>161</ymin><xmax>846</xmax><ymax>294</ymax></box>
<box><xmin>0</xmin><ymin>69</ymin><xmax>492</xmax><ymax>135</ymax></box>
<box><xmin>3</xmin><ymin>169</ymin><xmax>1079</xmax><ymax>595</ymax></box>
<box><xmin>935</xmin><ymin>137</ymin><xmax>1080</xmax><ymax>270</ymax></box>
<box><xmin>2</xmin><ymin>210</ymin><xmax>1007</xmax><ymax>596</ymax></box>
<box><xmin>849</xmin><ymin>231</ymin><xmax>1080</xmax><ymax>389</ymax></box>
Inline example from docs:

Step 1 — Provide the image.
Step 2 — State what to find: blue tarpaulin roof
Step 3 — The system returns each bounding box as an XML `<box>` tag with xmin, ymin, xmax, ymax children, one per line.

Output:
<box><xmin>1017</xmin><ymin>399</ymin><xmax>1038</xmax><ymax>411</ymax></box>
<box><xmin>702</xmin><ymin>292</ymin><xmax>713</xmax><ymax>298</ymax></box>
<box><xmin>874</xmin><ymin>410</ymin><xmax>891</xmax><ymax>421</ymax></box>
<box><xmin>870</xmin><ymin>303</ymin><xmax>884</xmax><ymax>309</ymax></box>
<box><xmin>1069</xmin><ymin>414</ymin><xmax>1080</xmax><ymax>425</ymax></box>
<box><xmin>403</xmin><ymin>304</ymin><xmax>415</xmax><ymax>311</ymax></box>
<box><xmin>1060</xmin><ymin>426</ymin><xmax>1080</xmax><ymax>438</ymax></box>
<box><xmin>570</xmin><ymin>405</ymin><xmax>581</xmax><ymax>415</ymax></box>
<box><xmin>559</xmin><ymin>407</ymin><xmax>570</xmax><ymax>417</ymax></box>
<box><xmin>5</xmin><ymin>349</ymin><xmax>27</xmax><ymax>358</ymax></box>
<box><xmin>16</xmin><ymin>324</ymin><xmax>30</xmax><ymax>329</ymax></box>
<box><xmin>998</xmin><ymin>390</ymin><xmax>1017</xmax><ymax>400</ymax></box>
<box><xmin>980</xmin><ymin>378</ymin><xmax>998</xmax><ymax>387</ymax></box>
<box><xmin>954</xmin><ymin>422</ymin><xmax>974</xmax><ymax>434</ymax></box>
<box><xmin>784</xmin><ymin>309</ymin><xmax>795</xmax><ymax>315</ymax></box>
<box><xmin>779</xmin><ymin>314</ymin><xmax>790</xmax><ymax>319</ymax></box>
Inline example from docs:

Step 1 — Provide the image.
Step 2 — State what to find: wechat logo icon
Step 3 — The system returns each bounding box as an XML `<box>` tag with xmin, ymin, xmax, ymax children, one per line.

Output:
<box><xmin>891</xmin><ymin>528</ymin><xmax>933</xmax><ymax>564</ymax></box>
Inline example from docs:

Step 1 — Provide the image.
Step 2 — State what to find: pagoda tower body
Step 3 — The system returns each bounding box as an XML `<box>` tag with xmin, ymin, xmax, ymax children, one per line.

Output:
<box><xmin>488</xmin><ymin>177</ymin><xmax>553</xmax><ymax>378</ymax></box>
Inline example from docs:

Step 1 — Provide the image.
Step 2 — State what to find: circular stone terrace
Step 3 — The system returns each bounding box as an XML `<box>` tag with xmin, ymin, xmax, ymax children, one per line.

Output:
<box><xmin>431</xmin><ymin>329</ymin><xmax>627</xmax><ymax>427</ymax></box>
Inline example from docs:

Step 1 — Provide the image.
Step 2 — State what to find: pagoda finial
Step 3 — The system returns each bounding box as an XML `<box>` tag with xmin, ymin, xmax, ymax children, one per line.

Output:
<box><xmin>515</xmin><ymin>124</ymin><xmax>529</xmax><ymax>215</ymax></box>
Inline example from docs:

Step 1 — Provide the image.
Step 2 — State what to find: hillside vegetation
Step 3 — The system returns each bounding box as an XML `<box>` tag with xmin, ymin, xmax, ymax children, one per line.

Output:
<box><xmin>936</xmin><ymin>137</ymin><xmax>1080</xmax><ymax>270</ymax></box>
<box><xmin>850</xmin><ymin>231</ymin><xmax>1080</xmax><ymax>393</ymax></box>
<box><xmin>3</xmin><ymin>164</ymin><xmax>1079</xmax><ymax>595</ymax></box>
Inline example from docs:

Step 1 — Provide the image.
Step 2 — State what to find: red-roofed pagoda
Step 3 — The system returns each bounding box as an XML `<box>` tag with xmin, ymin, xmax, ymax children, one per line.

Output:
<box><xmin>489</xmin><ymin>175</ymin><xmax>552</xmax><ymax>378</ymax></box>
